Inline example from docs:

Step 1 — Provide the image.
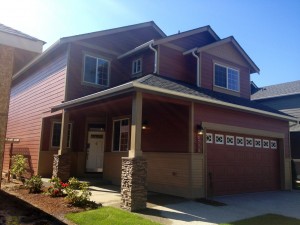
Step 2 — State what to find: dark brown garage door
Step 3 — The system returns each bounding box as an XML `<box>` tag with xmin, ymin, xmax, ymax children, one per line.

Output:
<box><xmin>207</xmin><ymin>132</ymin><xmax>280</xmax><ymax>196</ymax></box>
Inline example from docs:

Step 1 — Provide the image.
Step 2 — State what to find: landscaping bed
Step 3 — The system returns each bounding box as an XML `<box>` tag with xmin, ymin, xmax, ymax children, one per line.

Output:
<box><xmin>1</xmin><ymin>179</ymin><xmax>86</xmax><ymax>224</ymax></box>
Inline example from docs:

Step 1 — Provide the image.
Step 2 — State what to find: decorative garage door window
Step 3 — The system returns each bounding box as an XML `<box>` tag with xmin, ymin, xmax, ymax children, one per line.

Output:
<box><xmin>206</xmin><ymin>133</ymin><xmax>213</xmax><ymax>143</ymax></box>
<box><xmin>270</xmin><ymin>140</ymin><xmax>277</xmax><ymax>149</ymax></box>
<box><xmin>263</xmin><ymin>140</ymin><xmax>270</xmax><ymax>149</ymax></box>
<box><xmin>226</xmin><ymin>135</ymin><xmax>234</xmax><ymax>145</ymax></box>
<box><xmin>254</xmin><ymin>139</ymin><xmax>262</xmax><ymax>148</ymax></box>
<box><xmin>236</xmin><ymin>136</ymin><xmax>244</xmax><ymax>146</ymax></box>
<box><xmin>246</xmin><ymin>138</ymin><xmax>253</xmax><ymax>147</ymax></box>
<box><xmin>205</xmin><ymin>131</ymin><xmax>278</xmax><ymax>150</ymax></box>
<box><xmin>215</xmin><ymin>134</ymin><xmax>224</xmax><ymax>144</ymax></box>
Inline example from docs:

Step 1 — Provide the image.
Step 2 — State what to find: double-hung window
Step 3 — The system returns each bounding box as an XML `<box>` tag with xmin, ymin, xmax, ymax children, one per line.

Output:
<box><xmin>51</xmin><ymin>122</ymin><xmax>72</xmax><ymax>148</ymax></box>
<box><xmin>214</xmin><ymin>64</ymin><xmax>239</xmax><ymax>92</ymax></box>
<box><xmin>83</xmin><ymin>55</ymin><xmax>109</xmax><ymax>86</ymax></box>
<box><xmin>112</xmin><ymin>118</ymin><xmax>130</xmax><ymax>152</ymax></box>
<box><xmin>132</xmin><ymin>58</ymin><xmax>142</xmax><ymax>75</ymax></box>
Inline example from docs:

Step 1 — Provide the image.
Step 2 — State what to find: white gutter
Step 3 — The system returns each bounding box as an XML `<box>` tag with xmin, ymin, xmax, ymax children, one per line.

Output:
<box><xmin>192</xmin><ymin>50</ymin><xmax>200</xmax><ymax>87</ymax></box>
<box><xmin>149</xmin><ymin>43</ymin><xmax>158</xmax><ymax>74</ymax></box>
<box><xmin>117</xmin><ymin>40</ymin><xmax>154</xmax><ymax>59</ymax></box>
<box><xmin>132</xmin><ymin>82</ymin><xmax>298</xmax><ymax>122</ymax></box>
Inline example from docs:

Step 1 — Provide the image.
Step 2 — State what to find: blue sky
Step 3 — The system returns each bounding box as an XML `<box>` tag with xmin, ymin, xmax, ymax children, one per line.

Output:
<box><xmin>0</xmin><ymin>0</ymin><xmax>299</xmax><ymax>87</ymax></box>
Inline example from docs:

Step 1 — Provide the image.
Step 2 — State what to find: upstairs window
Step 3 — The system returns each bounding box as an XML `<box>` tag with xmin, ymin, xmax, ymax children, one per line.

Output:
<box><xmin>112</xmin><ymin>118</ymin><xmax>130</xmax><ymax>152</ymax></box>
<box><xmin>51</xmin><ymin>122</ymin><xmax>72</xmax><ymax>148</ymax></box>
<box><xmin>132</xmin><ymin>58</ymin><xmax>142</xmax><ymax>75</ymax></box>
<box><xmin>214</xmin><ymin>64</ymin><xmax>239</xmax><ymax>92</ymax></box>
<box><xmin>83</xmin><ymin>55</ymin><xmax>109</xmax><ymax>86</ymax></box>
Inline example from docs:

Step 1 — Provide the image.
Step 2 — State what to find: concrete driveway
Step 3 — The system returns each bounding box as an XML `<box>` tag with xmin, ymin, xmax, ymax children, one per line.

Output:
<box><xmin>89</xmin><ymin>184</ymin><xmax>300</xmax><ymax>225</ymax></box>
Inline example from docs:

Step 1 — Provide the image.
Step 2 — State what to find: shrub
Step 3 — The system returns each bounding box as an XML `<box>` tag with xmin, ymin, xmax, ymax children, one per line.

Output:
<box><xmin>47</xmin><ymin>177</ymin><xmax>68</xmax><ymax>197</ymax></box>
<box><xmin>25</xmin><ymin>175</ymin><xmax>43</xmax><ymax>193</ymax></box>
<box><xmin>68</xmin><ymin>177</ymin><xmax>81</xmax><ymax>190</ymax></box>
<box><xmin>10</xmin><ymin>155</ymin><xmax>26</xmax><ymax>181</ymax></box>
<box><xmin>65</xmin><ymin>180</ymin><xmax>95</xmax><ymax>208</ymax></box>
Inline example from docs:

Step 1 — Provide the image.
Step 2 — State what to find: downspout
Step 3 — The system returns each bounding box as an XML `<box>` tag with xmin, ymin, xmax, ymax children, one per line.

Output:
<box><xmin>192</xmin><ymin>50</ymin><xmax>200</xmax><ymax>87</ymax></box>
<box><xmin>149</xmin><ymin>43</ymin><xmax>158</xmax><ymax>74</ymax></box>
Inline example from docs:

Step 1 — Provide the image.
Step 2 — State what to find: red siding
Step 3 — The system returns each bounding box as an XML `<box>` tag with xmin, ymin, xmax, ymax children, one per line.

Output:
<box><xmin>4</xmin><ymin>49</ymin><xmax>68</xmax><ymax>174</ymax></box>
<box><xmin>201</xmin><ymin>52</ymin><xmax>251</xmax><ymax>99</ymax></box>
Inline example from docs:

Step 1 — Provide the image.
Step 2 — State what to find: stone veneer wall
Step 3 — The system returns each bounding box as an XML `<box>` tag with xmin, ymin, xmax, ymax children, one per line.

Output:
<box><xmin>120</xmin><ymin>157</ymin><xmax>147</xmax><ymax>211</ymax></box>
<box><xmin>0</xmin><ymin>45</ymin><xmax>14</xmax><ymax>179</ymax></box>
<box><xmin>53</xmin><ymin>154</ymin><xmax>71</xmax><ymax>181</ymax></box>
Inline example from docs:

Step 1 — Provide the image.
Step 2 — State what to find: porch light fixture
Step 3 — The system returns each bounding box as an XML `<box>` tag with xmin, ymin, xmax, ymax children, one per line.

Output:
<box><xmin>196</xmin><ymin>123</ymin><xmax>204</xmax><ymax>135</ymax></box>
<box><xmin>142</xmin><ymin>120</ymin><xmax>149</xmax><ymax>130</ymax></box>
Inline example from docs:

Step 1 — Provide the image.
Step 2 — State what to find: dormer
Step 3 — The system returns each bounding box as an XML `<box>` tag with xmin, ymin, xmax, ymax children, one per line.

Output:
<box><xmin>184</xmin><ymin>36</ymin><xmax>260</xmax><ymax>99</ymax></box>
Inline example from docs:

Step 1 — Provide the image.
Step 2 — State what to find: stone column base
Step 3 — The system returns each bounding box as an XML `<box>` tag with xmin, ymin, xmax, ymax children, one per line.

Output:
<box><xmin>121</xmin><ymin>157</ymin><xmax>147</xmax><ymax>211</ymax></box>
<box><xmin>52</xmin><ymin>154</ymin><xmax>71</xmax><ymax>181</ymax></box>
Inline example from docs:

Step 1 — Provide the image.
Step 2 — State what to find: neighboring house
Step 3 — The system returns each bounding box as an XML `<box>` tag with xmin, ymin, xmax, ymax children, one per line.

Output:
<box><xmin>251</xmin><ymin>81</ymin><xmax>300</xmax><ymax>159</ymax></box>
<box><xmin>4</xmin><ymin>21</ymin><xmax>296</xmax><ymax>200</ymax></box>
<box><xmin>0</xmin><ymin>24</ymin><xmax>44</xmax><ymax>179</ymax></box>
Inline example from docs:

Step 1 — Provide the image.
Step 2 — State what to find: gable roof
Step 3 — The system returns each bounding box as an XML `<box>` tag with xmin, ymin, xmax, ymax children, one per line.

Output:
<box><xmin>183</xmin><ymin>36</ymin><xmax>259</xmax><ymax>74</ymax></box>
<box><xmin>13</xmin><ymin>21</ymin><xmax>165</xmax><ymax>81</ymax></box>
<box><xmin>52</xmin><ymin>74</ymin><xmax>295</xmax><ymax>122</ymax></box>
<box><xmin>251</xmin><ymin>80</ymin><xmax>300</xmax><ymax>100</ymax></box>
<box><xmin>0</xmin><ymin>23</ymin><xmax>45</xmax><ymax>43</ymax></box>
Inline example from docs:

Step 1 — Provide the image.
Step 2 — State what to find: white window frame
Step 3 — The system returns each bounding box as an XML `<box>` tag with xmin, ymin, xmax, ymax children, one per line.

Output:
<box><xmin>83</xmin><ymin>54</ymin><xmax>110</xmax><ymax>87</ymax></box>
<box><xmin>215</xmin><ymin>134</ymin><xmax>224</xmax><ymax>144</ymax></box>
<box><xmin>112</xmin><ymin>118</ymin><xmax>130</xmax><ymax>152</ymax></box>
<box><xmin>51</xmin><ymin>121</ymin><xmax>72</xmax><ymax>148</ymax></box>
<box><xmin>206</xmin><ymin>133</ymin><xmax>213</xmax><ymax>144</ymax></box>
<box><xmin>270</xmin><ymin>140</ymin><xmax>277</xmax><ymax>149</ymax></box>
<box><xmin>263</xmin><ymin>139</ymin><xmax>270</xmax><ymax>149</ymax></box>
<box><xmin>246</xmin><ymin>137</ymin><xmax>253</xmax><ymax>147</ymax></box>
<box><xmin>214</xmin><ymin>63</ymin><xmax>240</xmax><ymax>92</ymax></box>
<box><xmin>236</xmin><ymin>136</ymin><xmax>244</xmax><ymax>146</ymax></box>
<box><xmin>226</xmin><ymin>135</ymin><xmax>234</xmax><ymax>145</ymax></box>
<box><xmin>132</xmin><ymin>58</ymin><xmax>142</xmax><ymax>75</ymax></box>
<box><xmin>254</xmin><ymin>139</ymin><xmax>262</xmax><ymax>148</ymax></box>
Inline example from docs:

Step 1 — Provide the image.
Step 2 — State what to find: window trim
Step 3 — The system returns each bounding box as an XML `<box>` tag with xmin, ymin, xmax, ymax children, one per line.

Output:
<box><xmin>111</xmin><ymin>118</ymin><xmax>130</xmax><ymax>152</ymax></box>
<box><xmin>82</xmin><ymin>53</ymin><xmax>110</xmax><ymax>87</ymax></box>
<box><xmin>214</xmin><ymin>63</ymin><xmax>240</xmax><ymax>92</ymax></box>
<box><xmin>132</xmin><ymin>58</ymin><xmax>142</xmax><ymax>75</ymax></box>
<box><xmin>50</xmin><ymin>121</ymin><xmax>72</xmax><ymax>149</ymax></box>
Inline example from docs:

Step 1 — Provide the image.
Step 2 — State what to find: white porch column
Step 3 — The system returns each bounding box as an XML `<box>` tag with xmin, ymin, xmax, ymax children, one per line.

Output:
<box><xmin>128</xmin><ymin>92</ymin><xmax>143</xmax><ymax>158</ymax></box>
<box><xmin>58</xmin><ymin>110</ymin><xmax>69</xmax><ymax>155</ymax></box>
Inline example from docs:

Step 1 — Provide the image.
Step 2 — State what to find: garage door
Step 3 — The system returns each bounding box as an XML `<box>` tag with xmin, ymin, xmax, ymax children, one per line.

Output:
<box><xmin>206</xmin><ymin>131</ymin><xmax>280</xmax><ymax>196</ymax></box>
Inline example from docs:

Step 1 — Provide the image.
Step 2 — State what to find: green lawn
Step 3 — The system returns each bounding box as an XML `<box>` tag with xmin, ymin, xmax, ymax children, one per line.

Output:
<box><xmin>65</xmin><ymin>206</ymin><xmax>161</xmax><ymax>225</ymax></box>
<box><xmin>220</xmin><ymin>214</ymin><xmax>300</xmax><ymax>225</ymax></box>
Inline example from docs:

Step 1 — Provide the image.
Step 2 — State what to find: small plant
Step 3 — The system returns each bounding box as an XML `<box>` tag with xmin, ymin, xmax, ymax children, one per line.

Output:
<box><xmin>65</xmin><ymin>180</ymin><xmax>95</xmax><ymax>208</ymax></box>
<box><xmin>25</xmin><ymin>175</ymin><xmax>43</xmax><ymax>193</ymax></box>
<box><xmin>10</xmin><ymin>155</ymin><xmax>26</xmax><ymax>181</ymax></box>
<box><xmin>68</xmin><ymin>177</ymin><xmax>81</xmax><ymax>190</ymax></box>
<box><xmin>47</xmin><ymin>177</ymin><xmax>68</xmax><ymax>197</ymax></box>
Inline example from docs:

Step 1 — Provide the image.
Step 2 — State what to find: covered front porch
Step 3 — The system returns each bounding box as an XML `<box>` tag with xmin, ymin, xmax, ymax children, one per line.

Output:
<box><xmin>38</xmin><ymin>91</ymin><xmax>205</xmax><ymax>210</ymax></box>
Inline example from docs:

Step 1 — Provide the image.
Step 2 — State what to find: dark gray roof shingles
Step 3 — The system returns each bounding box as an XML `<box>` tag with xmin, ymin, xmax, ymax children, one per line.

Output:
<box><xmin>251</xmin><ymin>80</ymin><xmax>300</xmax><ymax>100</ymax></box>
<box><xmin>137</xmin><ymin>74</ymin><xmax>291</xmax><ymax>117</ymax></box>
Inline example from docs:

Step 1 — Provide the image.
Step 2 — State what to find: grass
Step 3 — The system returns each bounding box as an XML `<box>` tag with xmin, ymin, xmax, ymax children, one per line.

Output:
<box><xmin>65</xmin><ymin>206</ymin><xmax>161</xmax><ymax>225</ymax></box>
<box><xmin>220</xmin><ymin>214</ymin><xmax>300</xmax><ymax>225</ymax></box>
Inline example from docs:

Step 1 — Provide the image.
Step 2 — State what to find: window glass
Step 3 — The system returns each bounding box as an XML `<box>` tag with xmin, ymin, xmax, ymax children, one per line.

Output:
<box><xmin>214</xmin><ymin>64</ymin><xmax>239</xmax><ymax>91</ymax></box>
<box><xmin>83</xmin><ymin>55</ymin><xmax>109</xmax><ymax>86</ymax></box>
<box><xmin>215</xmin><ymin>65</ymin><xmax>227</xmax><ymax>88</ymax></box>
<box><xmin>112</xmin><ymin>119</ymin><xmax>129</xmax><ymax>151</ymax></box>
<box><xmin>51</xmin><ymin>122</ymin><xmax>72</xmax><ymax>148</ymax></box>
<box><xmin>132</xmin><ymin>58</ymin><xmax>142</xmax><ymax>75</ymax></box>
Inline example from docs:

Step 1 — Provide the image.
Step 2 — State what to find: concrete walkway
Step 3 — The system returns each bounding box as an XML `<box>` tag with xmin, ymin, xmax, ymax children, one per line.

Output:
<box><xmin>88</xmin><ymin>184</ymin><xmax>300</xmax><ymax>225</ymax></box>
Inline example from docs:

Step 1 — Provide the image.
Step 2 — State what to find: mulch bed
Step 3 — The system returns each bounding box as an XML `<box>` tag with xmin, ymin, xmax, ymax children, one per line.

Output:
<box><xmin>0</xmin><ymin>179</ymin><xmax>86</xmax><ymax>225</ymax></box>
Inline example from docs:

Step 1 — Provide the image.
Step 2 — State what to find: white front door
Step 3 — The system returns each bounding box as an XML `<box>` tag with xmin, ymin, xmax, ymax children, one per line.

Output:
<box><xmin>86</xmin><ymin>131</ymin><xmax>105</xmax><ymax>172</ymax></box>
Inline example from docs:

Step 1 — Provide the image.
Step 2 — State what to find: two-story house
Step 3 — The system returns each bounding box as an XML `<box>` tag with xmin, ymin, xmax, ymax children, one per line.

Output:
<box><xmin>0</xmin><ymin>24</ymin><xmax>44</xmax><ymax>182</ymax></box>
<box><xmin>4</xmin><ymin>22</ymin><xmax>295</xmax><ymax>201</ymax></box>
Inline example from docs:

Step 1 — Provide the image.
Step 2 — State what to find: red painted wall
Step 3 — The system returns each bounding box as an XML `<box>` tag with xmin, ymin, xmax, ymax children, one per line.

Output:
<box><xmin>201</xmin><ymin>52</ymin><xmax>251</xmax><ymax>99</ymax></box>
<box><xmin>4</xmin><ymin>48</ymin><xmax>68</xmax><ymax>174</ymax></box>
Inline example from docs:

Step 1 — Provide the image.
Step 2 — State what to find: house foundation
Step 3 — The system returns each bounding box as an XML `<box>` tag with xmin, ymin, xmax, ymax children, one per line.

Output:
<box><xmin>120</xmin><ymin>157</ymin><xmax>147</xmax><ymax>211</ymax></box>
<box><xmin>52</xmin><ymin>154</ymin><xmax>71</xmax><ymax>181</ymax></box>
